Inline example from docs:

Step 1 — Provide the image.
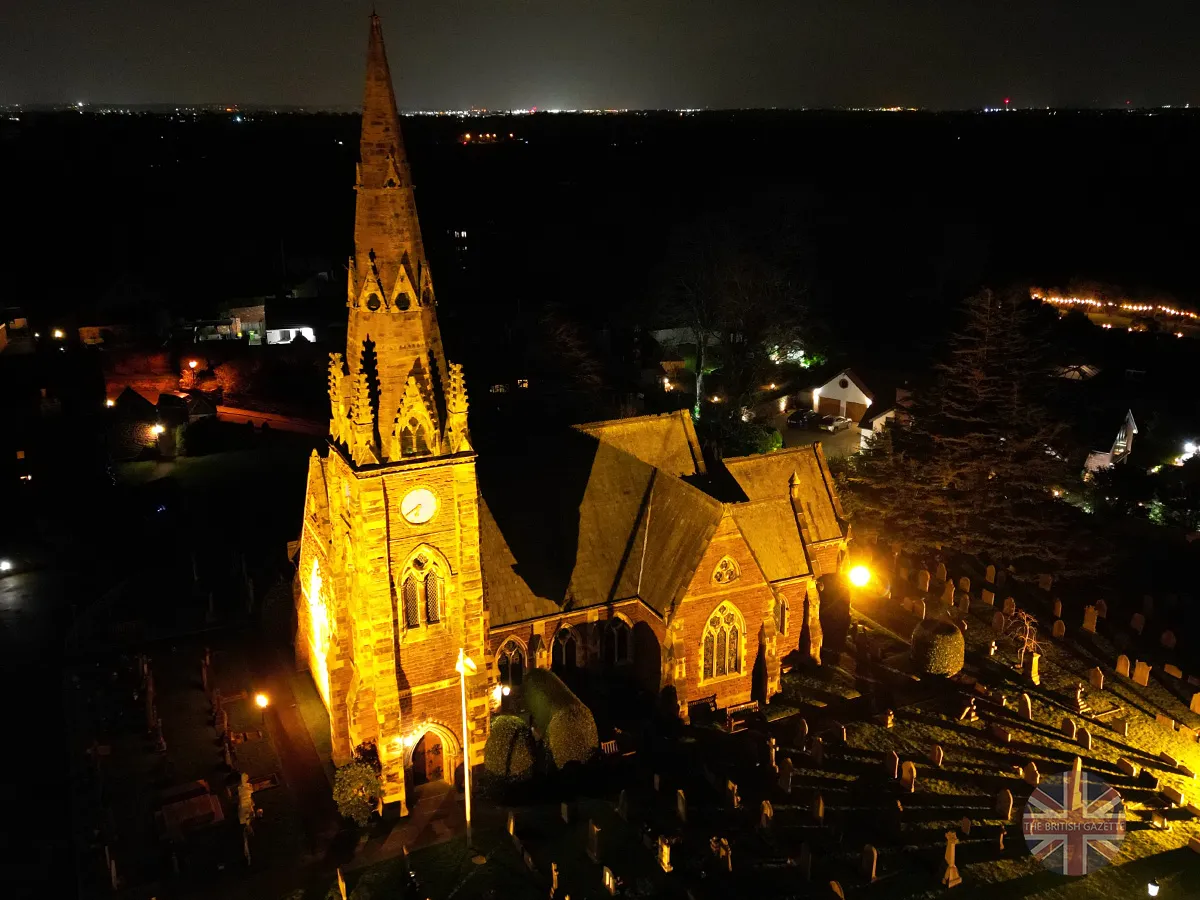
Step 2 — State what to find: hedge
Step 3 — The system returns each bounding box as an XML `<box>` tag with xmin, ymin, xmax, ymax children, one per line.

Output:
<box><xmin>910</xmin><ymin>617</ymin><xmax>965</xmax><ymax>676</ymax></box>
<box><xmin>483</xmin><ymin>715</ymin><xmax>536</xmax><ymax>781</ymax></box>
<box><xmin>523</xmin><ymin>669</ymin><xmax>599</xmax><ymax>768</ymax></box>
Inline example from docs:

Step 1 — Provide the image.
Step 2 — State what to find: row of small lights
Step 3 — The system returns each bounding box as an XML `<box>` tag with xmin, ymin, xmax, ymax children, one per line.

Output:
<box><xmin>1032</xmin><ymin>290</ymin><xmax>1199</xmax><ymax>322</ymax></box>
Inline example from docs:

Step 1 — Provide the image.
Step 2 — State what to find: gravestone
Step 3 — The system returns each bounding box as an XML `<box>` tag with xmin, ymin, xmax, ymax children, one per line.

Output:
<box><xmin>1162</xmin><ymin>630</ymin><xmax>1177</xmax><ymax>650</ymax></box>
<box><xmin>1163</xmin><ymin>786</ymin><xmax>1187</xmax><ymax>807</ymax></box>
<box><xmin>1117</xmin><ymin>757</ymin><xmax>1139</xmax><ymax>777</ymax></box>
<box><xmin>936</xmin><ymin>562</ymin><xmax>947</xmax><ymax>584</ymax></box>
<box><xmin>960</xmin><ymin>816</ymin><xmax>971</xmax><ymax>836</ymax></box>
<box><xmin>988</xmin><ymin>724</ymin><xmax>1011</xmax><ymax>744</ymax></box>
<box><xmin>1130</xmin><ymin>613</ymin><xmax>1145</xmax><ymax>635</ymax></box>
<box><xmin>996</xmin><ymin>789</ymin><xmax>1013</xmax><ymax>820</ymax></box>
<box><xmin>900</xmin><ymin>761</ymin><xmax>917</xmax><ymax>793</ymax></box>
<box><xmin>726</xmin><ymin>779</ymin><xmax>740</xmax><ymax>809</ymax></box>
<box><xmin>992</xmin><ymin>611</ymin><xmax>1006</xmax><ymax>632</ymax></box>
<box><xmin>1165</xmin><ymin>664</ymin><xmax>1183</xmax><ymax>679</ymax></box>
<box><xmin>1095</xmin><ymin>598</ymin><xmax>1108</xmax><ymax>619</ymax></box>
<box><xmin>1159</xmin><ymin>751</ymin><xmax>1179</xmax><ymax>767</ymax></box>
<box><xmin>988</xmin><ymin>640</ymin><xmax>997</xmax><ymax>656</ymax></box>
<box><xmin>767</xmin><ymin>736</ymin><xmax>778</xmax><ymax>772</ymax></box>
<box><xmin>1003</xmin><ymin>597</ymin><xmax>1016</xmax><ymax>616</ymax></box>
<box><xmin>1111</xmin><ymin>717</ymin><xmax>1130</xmax><ymax>737</ymax></box>
<box><xmin>760</xmin><ymin>800</ymin><xmax>774</xmax><ymax>829</ymax></box>
<box><xmin>986</xmin><ymin>564</ymin><xmax>996</xmax><ymax>584</ymax></box>
<box><xmin>1089</xmin><ymin>667</ymin><xmax>1105</xmax><ymax>690</ymax></box>
<box><xmin>657</xmin><ymin>836</ymin><xmax>672</xmax><ymax>873</ymax></box>
<box><xmin>861</xmin><ymin>845</ymin><xmax>877</xmax><ymax>883</ymax></box>
<box><xmin>1156</xmin><ymin>713</ymin><xmax>1175</xmax><ymax>731</ymax></box>
<box><xmin>1023</xmin><ymin>761</ymin><xmax>1040</xmax><ymax>786</ymax></box>
<box><xmin>812</xmin><ymin>736</ymin><xmax>825</xmax><ymax>766</ymax></box>
<box><xmin>602</xmin><ymin>866</ymin><xmax>616</xmax><ymax>896</ymax></box>
<box><xmin>917</xmin><ymin>570</ymin><xmax>931</xmax><ymax>592</ymax></box>
<box><xmin>957</xmin><ymin>594</ymin><xmax>971</xmax><ymax>617</ymax></box>
<box><xmin>587</xmin><ymin>820</ymin><xmax>602</xmax><ymax>863</ymax></box>
<box><xmin>941</xmin><ymin>582</ymin><xmax>955</xmax><ymax>605</ymax></box>
<box><xmin>959</xmin><ymin>576</ymin><xmax>970</xmax><ymax>593</ymax></box>
<box><xmin>915</xmin><ymin>599</ymin><xmax>927</xmax><ymax>621</ymax></box>
<box><xmin>1191</xmin><ymin>692</ymin><xmax>1200</xmax><ymax>715</ymax></box>
<box><xmin>886</xmin><ymin>750</ymin><xmax>899</xmax><ymax>779</ymax></box>
<box><xmin>1116</xmin><ymin>655</ymin><xmax>1130</xmax><ymax>677</ymax></box>
<box><xmin>1078</xmin><ymin>729</ymin><xmax>1092</xmax><ymax>751</ymax></box>
<box><xmin>1052</xmin><ymin>598</ymin><xmax>1063</xmax><ymax>618</ymax></box>
<box><xmin>929</xmin><ymin>744</ymin><xmax>944</xmax><ymax>767</ymax></box>
<box><xmin>1072</xmin><ymin>756</ymin><xmax>1083</xmax><ymax>781</ymax></box>
<box><xmin>562</xmin><ymin>802</ymin><xmax>572</xmax><ymax>824</ymax></box>
<box><xmin>1061</xmin><ymin>717</ymin><xmax>1077</xmax><ymax>740</ymax></box>
<box><xmin>811</xmin><ymin>792</ymin><xmax>825</xmax><ymax>823</ymax></box>
<box><xmin>1133</xmin><ymin>660</ymin><xmax>1151</xmax><ymax>686</ymax></box>
<box><xmin>1019</xmin><ymin>693</ymin><xmax>1033</xmax><ymax>720</ymax></box>
<box><xmin>507</xmin><ymin>811</ymin><xmax>516</xmax><ymax>835</ymax></box>
<box><xmin>830</xmin><ymin>881</ymin><xmax>845</xmax><ymax>899</ymax></box>
<box><xmin>1026</xmin><ymin>652</ymin><xmax>1041</xmax><ymax>686</ymax></box>
<box><xmin>676</xmin><ymin>789</ymin><xmax>687</xmax><ymax>822</ymax></box>
<box><xmin>1052</xmin><ymin>619</ymin><xmax>1066</xmax><ymax>638</ymax></box>
<box><xmin>779</xmin><ymin>757</ymin><xmax>794</xmax><ymax>793</ymax></box>
<box><xmin>940</xmin><ymin>831</ymin><xmax>963</xmax><ymax>888</ymax></box>
<box><xmin>982</xmin><ymin>589</ymin><xmax>995</xmax><ymax>607</ymax></box>
<box><xmin>1082</xmin><ymin>606</ymin><xmax>1097</xmax><ymax>634</ymax></box>
<box><xmin>798</xmin><ymin>843</ymin><xmax>812</xmax><ymax>881</ymax></box>
<box><xmin>795</xmin><ymin>717</ymin><xmax>809</xmax><ymax>744</ymax></box>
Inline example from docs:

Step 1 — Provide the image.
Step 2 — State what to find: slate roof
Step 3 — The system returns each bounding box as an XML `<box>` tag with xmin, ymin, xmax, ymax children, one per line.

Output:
<box><xmin>723</xmin><ymin>444</ymin><xmax>845</xmax><ymax>544</ymax></box>
<box><xmin>479</xmin><ymin>427</ymin><xmax>722</xmax><ymax>627</ymax></box>
<box><xmin>730</xmin><ymin>498</ymin><xmax>811</xmax><ymax>582</ymax></box>
<box><xmin>574</xmin><ymin>409</ymin><xmax>706</xmax><ymax>477</ymax></box>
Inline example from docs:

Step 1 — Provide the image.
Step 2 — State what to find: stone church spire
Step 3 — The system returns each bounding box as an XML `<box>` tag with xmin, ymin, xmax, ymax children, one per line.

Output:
<box><xmin>331</xmin><ymin>13</ymin><xmax>471</xmax><ymax>465</ymax></box>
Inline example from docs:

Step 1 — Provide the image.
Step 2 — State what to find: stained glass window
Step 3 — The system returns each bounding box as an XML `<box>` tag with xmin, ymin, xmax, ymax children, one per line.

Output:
<box><xmin>701</xmin><ymin>602</ymin><xmax>743</xmax><ymax>682</ymax></box>
<box><xmin>424</xmin><ymin>571</ymin><xmax>441</xmax><ymax>623</ymax></box>
<box><xmin>403</xmin><ymin>575</ymin><xmax>420</xmax><ymax>628</ymax></box>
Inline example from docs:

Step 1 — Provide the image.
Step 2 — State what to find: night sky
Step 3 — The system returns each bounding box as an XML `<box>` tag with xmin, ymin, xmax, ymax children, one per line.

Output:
<box><xmin>2</xmin><ymin>0</ymin><xmax>1197</xmax><ymax>110</ymax></box>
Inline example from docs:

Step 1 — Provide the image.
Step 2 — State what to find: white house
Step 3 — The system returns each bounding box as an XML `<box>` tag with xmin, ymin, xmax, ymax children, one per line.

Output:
<box><xmin>811</xmin><ymin>369</ymin><xmax>874</xmax><ymax>422</ymax></box>
<box><xmin>1084</xmin><ymin>409</ymin><xmax>1138</xmax><ymax>473</ymax></box>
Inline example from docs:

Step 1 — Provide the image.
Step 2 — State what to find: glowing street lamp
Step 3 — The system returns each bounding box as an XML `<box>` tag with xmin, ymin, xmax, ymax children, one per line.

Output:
<box><xmin>255</xmin><ymin>692</ymin><xmax>269</xmax><ymax>725</ymax></box>
<box><xmin>105</xmin><ymin>399</ymin><xmax>115</xmax><ymax>408</ymax></box>
<box><xmin>848</xmin><ymin>565</ymin><xmax>871</xmax><ymax>588</ymax></box>
<box><xmin>188</xmin><ymin>359</ymin><xmax>198</xmax><ymax>369</ymax></box>
<box><xmin>52</xmin><ymin>329</ymin><xmax>64</xmax><ymax>340</ymax></box>
<box><xmin>1148</xmin><ymin>879</ymin><xmax>1160</xmax><ymax>897</ymax></box>
<box><xmin>151</xmin><ymin>424</ymin><xmax>165</xmax><ymax>436</ymax></box>
<box><xmin>455</xmin><ymin>649</ymin><xmax>478</xmax><ymax>846</ymax></box>
<box><xmin>0</xmin><ymin>560</ymin><xmax>12</xmax><ymax>572</ymax></box>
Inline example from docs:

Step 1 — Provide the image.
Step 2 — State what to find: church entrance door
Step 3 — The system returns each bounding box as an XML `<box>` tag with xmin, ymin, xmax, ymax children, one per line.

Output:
<box><xmin>411</xmin><ymin>732</ymin><xmax>444</xmax><ymax>785</ymax></box>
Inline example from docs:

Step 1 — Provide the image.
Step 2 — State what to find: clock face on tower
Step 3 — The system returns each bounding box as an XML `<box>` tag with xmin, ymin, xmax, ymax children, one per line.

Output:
<box><xmin>401</xmin><ymin>488</ymin><xmax>438</xmax><ymax>524</ymax></box>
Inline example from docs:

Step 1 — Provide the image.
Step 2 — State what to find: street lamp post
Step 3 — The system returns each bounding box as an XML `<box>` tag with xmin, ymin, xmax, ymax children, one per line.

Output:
<box><xmin>455</xmin><ymin>649</ymin><xmax>478</xmax><ymax>845</ymax></box>
<box><xmin>255</xmin><ymin>692</ymin><xmax>269</xmax><ymax>726</ymax></box>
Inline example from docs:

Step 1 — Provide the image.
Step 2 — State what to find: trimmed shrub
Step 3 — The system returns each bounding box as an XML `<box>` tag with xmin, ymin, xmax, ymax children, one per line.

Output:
<box><xmin>910</xmin><ymin>618</ymin><xmax>965</xmax><ymax>676</ymax></box>
<box><xmin>484</xmin><ymin>715</ymin><xmax>536</xmax><ymax>781</ymax></box>
<box><xmin>523</xmin><ymin>669</ymin><xmax>599</xmax><ymax>768</ymax></box>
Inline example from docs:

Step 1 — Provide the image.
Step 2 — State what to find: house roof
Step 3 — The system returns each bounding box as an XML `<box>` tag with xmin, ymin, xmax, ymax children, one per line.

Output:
<box><xmin>479</xmin><ymin>427</ymin><xmax>722</xmax><ymax>627</ymax></box>
<box><xmin>816</xmin><ymin>368</ymin><xmax>875</xmax><ymax>401</ymax></box>
<box><xmin>723</xmin><ymin>444</ymin><xmax>845</xmax><ymax>543</ymax></box>
<box><xmin>574</xmin><ymin>409</ymin><xmax>706</xmax><ymax>477</ymax></box>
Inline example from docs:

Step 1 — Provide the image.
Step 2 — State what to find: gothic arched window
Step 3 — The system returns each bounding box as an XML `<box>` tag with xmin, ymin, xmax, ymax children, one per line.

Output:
<box><xmin>552</xmin><ymin>627</ymin><xmax>579</xmax><ymax>672</ymax></box>
<box><xmin>402</xmin><ymin>575</ymin><xmax>420</xmax><ymax>628</ymax></box>
<box><xmin>497</xmin><ymin>639</ymin><xmax>525</xmax><ymax>687</ymax></box>
<box><xmin>401</xmin><ymin>419</ymin><xmax>430</xmax><ymax>456</ymax></box>
<box><xmin>701</xmin><ymin>602</ymin><xmax>744</xmax><ymax>683</ymax></box>
<box><xmin>603</xmin><ymin>618</ymin><xmax>632</xmax><ymax>666</ymax></box>
<box><xmin>424</xmin><ymin>570</ymin><xmax>442</xmax><ymax>624</ymax></box>
<box><xmin>401</xmin><ymin>552</ymin><xmax>444</xmax><ymax>630</ymax></box>
<box><xmin>776</xmin><ymin>596</ymin><xmax>789</xmax><ymax>637</ymax></box>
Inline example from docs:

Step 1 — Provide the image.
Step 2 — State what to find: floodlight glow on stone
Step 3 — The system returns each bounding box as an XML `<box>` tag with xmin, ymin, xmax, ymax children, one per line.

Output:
<box><xmin>255</xmin><ymin>693</ymin><xmax>269</xmax><ymax>709</ymax></box>
<box><xmin>848</xmin><ymin>565</ymin><xmax>871</xmax><ymax>587</ymax></box>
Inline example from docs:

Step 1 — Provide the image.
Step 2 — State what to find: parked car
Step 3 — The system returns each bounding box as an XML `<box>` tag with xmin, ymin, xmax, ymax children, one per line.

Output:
<box><xmin>787</xmin><ymin>409</ymin><xmax>819</xmax><ymax>428</ymax></box>
<box><xmin>818</xmin><ymin>415</ymin><xmax>853</xmax><ymax>432</ymax></box>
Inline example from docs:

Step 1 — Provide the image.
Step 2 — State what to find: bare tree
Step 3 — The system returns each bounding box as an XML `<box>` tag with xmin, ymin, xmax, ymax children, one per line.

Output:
<box><xmin>1005</xmin><ymin>610</ymin><xmax>1042</xmax><ymax>669</ymax></box>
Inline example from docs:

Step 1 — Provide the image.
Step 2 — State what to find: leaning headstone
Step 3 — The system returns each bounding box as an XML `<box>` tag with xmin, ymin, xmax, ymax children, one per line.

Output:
<box><xmin>830</xmin><ymin>881</ymin><xmax>845</xmax><ymax>899</ymax></box>
<box><xmin>1023</xmin><ymin>761</ymin><xmax>1040</xmax><ymax>786</ymax></box>
<box><xmin>940</xmin><ymin>831</ymin><xmax>962</xmax><ymax>887</ymax></box>
<box><xmin>1163</xmin><ymin>786</ymin><xmax>1187</xmax><ymax>807</ymax></box>
<box><xmin>1116</xmin><ymin>655</ymin><xmax>1130</xmax><ymax>677</ymax></box>
<box><xmin>991</xmin><ymin>611</ymin><xmax>1006</xmax><ymax>632</ymax></box>
<box><xmin>861</xmin><ymin>844</ymin><xmax>878</xmax><ymax>883</ymax></box>
<box><xmin>1026</xmin><ymin>652</ymin><xmax>1041</xmax><ymax>686</ymax></box>
<box><xmin>759</xmin><ymin>800</ymin><xmax>774</xmax><ymax>830</ymax></box>
<box><xmin>985</xmin><ymin>564</ymin><xmax>996</xmax><ymax>584</ymax></box>
<box><xmin>1117</xmin><ymin>758</ymin><xmax>1139</xmax><ymax>777</ymax></box>
<box><xmin>1162</xmin><ymin>630</ymin><xmax>1177</xmax><ymax>650</ymax></box>
<box><xmin>995</xmin><ymin>789</ymin><xmax>1013</xmax><ymax>821</ymax></box>
<box><xmin>1165</xmin><ymin>664</ymin><xmax>1183</xmax><ymax>679</ymax></box>
<box><xmin>886</xmin><ymin>750</ymin><xmax>899</xmax><ymax>780</ymax></box>
<box><xmin>811</xmin><ymin>792</ymin><xmax>825</xmax><ymax>823</ymax></box>
<box><xmin>1061</xmin><ymin>717</ymin><xmax>1077</xmax><ymax>740</ymax></box>
<box><xmin>929</xmin><ymin>744</ymin><xmax>944</xmax><ymax>767</ymax></box>
<box><xmin>1133</xmin><ymin>660</ymin><xmax>1151</xmax><ymax>687</ymax></box>
<box><xmin>795</xmin><ymin>717</ymin><xmax>809</xmax><ymax>744</ymax></box>
<box><xmin>1130</xmin><ymin>613</ymin><xmax>1145</xmax><ymax>635</ymax></box>
<box><xmin>1156</xmin><ymin>713</ymin><xmax>1175</xmax><ymax>731</ymax></box>
<box><xmin>900</xmin><ymin>761</ymin><xmax>917</xmax><ymax>793</ymax></box>
<box><xmin>917</xmin><ymin>570</ymin><xmax>931</xmax><ymax>592</ymax></box>
<box><xmin>941</xmin><ymin>581</ymin><xmax>955</xmax><ymax>605</ymax></box>
<box><xmin>1052</xmin><ymin>619</ymin><xmax>1066</xmax><ymax>638</ymax></box>
<box><xmin>1019</xmin><ymin>693</ymin><xmax>1033</xmax><ymax>720</ymax></box>
<box><xmin>1095</xmin><ymin>599</ymin><xmax>1108</xmax><ymax>619</ymax></box>
<box><xmin>1082</xmin><ymin>606</ymin><xmax>1098</xmax><ymax>633</ymax></box>
<box><xmin>725</xmin><ymin>779</ymin><xmax>740</xmax><ymax>809</ymax></box>
<box><xmin>988</xmin><ymin>724</ymin><xmax>1011</xmax><ymax>744</ymax></box>
<box><xmin>958</xmin><ymin>576</ymin><xmax>971</xmax><ymax>594</ymax></box>
<box><xmin>935</xmin><ymin>562</ymin><xmax>947</xmax><ymax>584</ymax></box>
<box><xmin>1089</xmin><ymin>667</ymin><xmax>1105</xmax><ymax>690</ymax></box>
<box><xmin>656</xmin><ymin>836</ymin><xmax>672</xmax><ymax>873</ymax></box>
<box><xmin>1052</xmin><ymin>598</ymin><xmax>1063</xmax><ymax>618</ymax></box>
<box><xmin>778</xmin><ymin>757</ymin><xmax>794</xmax><ymax>793</ymax></box>
<box><xmin>1003</xmin><ymin>597</ymin><xmax>1016</xmax><ymax>616</ymax></box>
<box><xmin>915</xmin><ymin>598</ymin><xmax>926</xmax><ymax>621</ymax></box>
<box><xmin>1078</xmin><ymin>729</ymin><xmax>1092</xmax><ymax>751</ymax></box>
<box><xmin>982</xmin><ymin>589</ymin><xmax>995</xmax><ymax>607</ymax></box>
<box><xmin>676</xmin><ymin>789</ymin><xmax>687</xmax><ymax>823</ymax></box>
<box><xmin>602</xmin><ymin>866</ymin><xmax>617</xmax><ymax>895</ymax></box>
<box><xmin>1111</xmin><ymin>717</ymin><xmax>1130</xmax><ymax>737</ymax></box>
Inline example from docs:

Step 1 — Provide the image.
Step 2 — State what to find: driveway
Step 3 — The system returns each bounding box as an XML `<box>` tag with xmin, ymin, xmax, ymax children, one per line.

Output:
<box><xmin>770</xmin><ymin>414</ymin><xmax>861</xmax><ymax>458</ymax></box>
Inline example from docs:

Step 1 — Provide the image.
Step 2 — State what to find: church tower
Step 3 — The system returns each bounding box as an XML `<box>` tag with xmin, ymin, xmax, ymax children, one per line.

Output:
<box><xmin>296</xmin><ymin>13</ymin><xmax>489</xmax><ymax>813</ymax></box>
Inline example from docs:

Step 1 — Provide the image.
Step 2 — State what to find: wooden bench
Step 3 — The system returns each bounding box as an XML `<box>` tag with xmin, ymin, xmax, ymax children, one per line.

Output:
<box><xmin>687</xmin><ymin>694</ymin><xmax>719</xmax><ymax>725</ymax></box>
<box><xmin>726</xmin><ymin>700</ymin><xmax>761</xmax><ymax>733</ymax></box>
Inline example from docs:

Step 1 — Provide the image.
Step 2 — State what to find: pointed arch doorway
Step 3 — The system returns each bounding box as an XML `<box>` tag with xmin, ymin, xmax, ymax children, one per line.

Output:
<box><xmin>406</xmin><ymin>722</ymin><xmax>461</xmax><ymax>791</ymax></box>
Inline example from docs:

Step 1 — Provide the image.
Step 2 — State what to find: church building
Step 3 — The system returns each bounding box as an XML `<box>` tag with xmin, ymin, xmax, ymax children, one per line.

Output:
<box><xmin>295</xmin><ymin>14</ymin><xmax>849</xmax><ymax>814</ymax></box>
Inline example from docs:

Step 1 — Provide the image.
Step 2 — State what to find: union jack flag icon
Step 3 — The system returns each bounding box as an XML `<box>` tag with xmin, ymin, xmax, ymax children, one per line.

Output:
<box><xmin>1023</xmin><ymin>768</ymin><xmax>1126</xmax><ymax>875</ymax></box>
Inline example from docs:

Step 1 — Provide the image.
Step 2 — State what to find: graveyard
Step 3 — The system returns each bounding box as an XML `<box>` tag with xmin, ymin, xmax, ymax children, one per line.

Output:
<box><xmin>323</xmin><ymin>553</ymin><xmax>1200</xmax><ymax>900</ymax></box>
